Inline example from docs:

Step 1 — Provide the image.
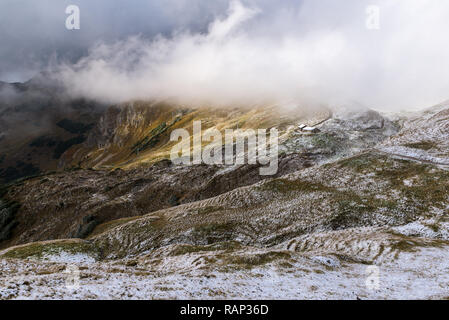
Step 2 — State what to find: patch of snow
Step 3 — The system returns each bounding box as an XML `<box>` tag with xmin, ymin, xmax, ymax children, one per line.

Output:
<box><xmin>378</xmin><ymin>146</ymin><xmax>449</xmax><ymax>165</ymax></box>
<box><xmin>392</xmin><ymin>220</ymin><xmax>449</xmax><ymax>241</ymax></box>
<box><xmin>311</xmin><ymin>256</ymin><xmax>341</xmax><ymax>268</ymax></box>
<box><xmin>41</xmin><ymin>252</ymin><xmax>97</xmax><ymax>264</ymax></box>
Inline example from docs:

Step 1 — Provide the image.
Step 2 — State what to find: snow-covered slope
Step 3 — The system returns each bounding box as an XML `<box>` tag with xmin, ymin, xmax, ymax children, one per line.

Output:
<box><xmin>379</xmin><ymin>101</ymin><xmax>449</xmax><ymax>166</ymax></box>
<box><xmin>1</xmin><ymin>102</ymin><xmax>448</xmax><ymax>300</ymax></box>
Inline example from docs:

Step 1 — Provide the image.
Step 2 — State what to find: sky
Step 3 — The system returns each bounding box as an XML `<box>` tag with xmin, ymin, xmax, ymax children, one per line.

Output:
<box><xmin>1</xmin><ymin>0</ymin><xmax>449</xmax><ymax>110</ymax></box>
<box><xmin>0</xmin><ymin>0</ymin><xmax>232</xmax><ymax>81</ymax></box>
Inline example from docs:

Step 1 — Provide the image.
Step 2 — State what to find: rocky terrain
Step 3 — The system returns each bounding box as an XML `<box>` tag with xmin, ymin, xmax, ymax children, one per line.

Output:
<box><xmin>0</xmin><ymin>82</ymin><xmax>448</xmax><ymax>299</ymax></box>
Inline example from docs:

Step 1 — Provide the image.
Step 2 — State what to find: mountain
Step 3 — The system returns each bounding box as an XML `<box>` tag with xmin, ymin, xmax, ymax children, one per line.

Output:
<box><xmin>0</xmin><ymin>82</ymin><xmax>448</xmax><ymax>298</ymax></box>
<box><xmin>378</xmin><ymin>100</ymin><xmax>449</xmax><ymax>164</ymax></box>
<box><xmin>0</xmin><ymin>76</ymin><xmax>104</xmax><ymax>184</ymax></box>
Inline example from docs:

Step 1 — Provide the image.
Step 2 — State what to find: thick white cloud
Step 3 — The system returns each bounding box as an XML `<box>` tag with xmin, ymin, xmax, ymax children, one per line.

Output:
<box><xmin>3</xmin><ymin>0</ymin><xmax>449</xmax><ymax>110</ymax></box>
<box><xmin>57</xmin><ymin>0</ymin><xmax>449</xmax><ymax>110</ymax></box>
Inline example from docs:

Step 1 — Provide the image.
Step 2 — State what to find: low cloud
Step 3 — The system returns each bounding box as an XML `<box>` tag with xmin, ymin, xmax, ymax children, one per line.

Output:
<box><xmin>14</xmin><ymin>0</ymin><xmax>449</xmax><ymax>110</ymax></box>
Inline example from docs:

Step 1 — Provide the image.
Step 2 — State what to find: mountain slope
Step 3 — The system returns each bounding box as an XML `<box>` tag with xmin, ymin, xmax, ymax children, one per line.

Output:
<box><xmin>0</xmin><ymin>76</ymin><xmax>104</xmax><ymax>183</ymax></box>
<box><xmin>379</xmin><ymin>101</ymin><xmax>449</xmax><ymax>165</ymax></box>
<box><xmin>0</xmin><ymin>102</ymin><xmax>448</xmax><ymax>299</ymax></box>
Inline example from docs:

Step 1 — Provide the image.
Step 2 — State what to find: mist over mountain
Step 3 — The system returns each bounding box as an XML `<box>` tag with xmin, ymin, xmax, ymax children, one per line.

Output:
<box><xmin>2</xmin><ymin>0</ymin><xmax>449</xmax><ymax>110</ymax></box>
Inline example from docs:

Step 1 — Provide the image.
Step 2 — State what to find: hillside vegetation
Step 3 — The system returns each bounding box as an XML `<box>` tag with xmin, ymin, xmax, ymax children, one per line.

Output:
<box><xmin>0</xmin><ymin>101</ymin><xmax>448</xmax><ymax>299</ymax></box>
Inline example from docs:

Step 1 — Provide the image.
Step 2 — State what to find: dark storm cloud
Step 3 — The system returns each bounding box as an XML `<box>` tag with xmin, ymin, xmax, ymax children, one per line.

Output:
<box><xmin>0</xmin><ymin>0</ymin><xmax>233</xmax><ymax>81</ymax></box>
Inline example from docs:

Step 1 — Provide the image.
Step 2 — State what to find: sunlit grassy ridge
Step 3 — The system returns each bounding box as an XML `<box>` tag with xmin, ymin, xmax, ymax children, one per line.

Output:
<box><xmin>68</xmin><ymin>102</ymin><xmax>328</xmax><ymax>170</ymax></box>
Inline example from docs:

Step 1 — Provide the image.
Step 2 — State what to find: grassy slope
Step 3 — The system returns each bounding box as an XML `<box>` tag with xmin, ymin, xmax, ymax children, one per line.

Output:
<box><xmin>67</xmin><ymin>102</ymin><xmax>328</xmax><ymax>170</ymax></box>
<box><xmin>89</xmin><ymin>150</ymin><xmax>449</xmax><ymax>259</ymax></box>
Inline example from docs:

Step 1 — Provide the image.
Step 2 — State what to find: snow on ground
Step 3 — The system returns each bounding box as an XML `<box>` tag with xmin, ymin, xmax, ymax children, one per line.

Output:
<box><xmin>1</xmin><ymin>243</ymin><xmax>449</xmax><ymax>300</ymax></box>
<box><xmin>392</xmin><ymin>219</ymin><xmax>449</xmax><ymax>241</ymax></box>
<box><xmin>39</xmin><ymin>252</ymin><xmax>97</xmax><ymax>264</ymax></box>
<box><xmin>378</xmin><ymin>146</ymin><xmax>449</xmax><ymax>166</ymax></box>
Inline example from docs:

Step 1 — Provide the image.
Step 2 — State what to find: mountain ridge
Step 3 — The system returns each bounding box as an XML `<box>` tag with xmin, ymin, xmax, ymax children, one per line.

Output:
<box><xmin>0</xmin><ymin>77</ymin><xmax>448</xmax><ymax>299</ymax></box>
